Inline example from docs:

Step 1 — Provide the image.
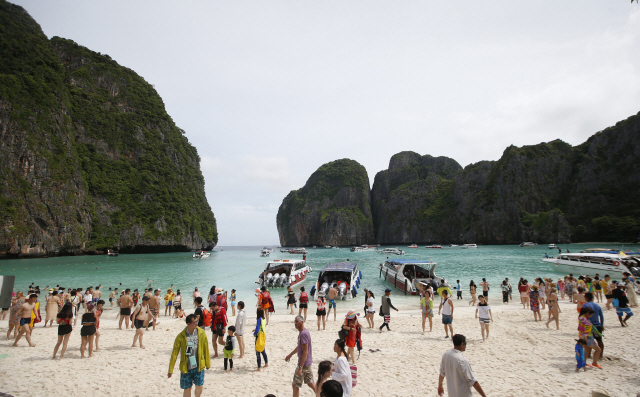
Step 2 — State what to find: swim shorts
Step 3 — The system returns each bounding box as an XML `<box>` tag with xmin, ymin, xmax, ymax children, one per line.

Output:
<box><xmin>292</xmin><ymin>365</ymin><xmax>314</xmax><ymax>388</ymax></box>
<box><xmin>316</xmin><ymin>309</ymin><xmax>326</xmax><ymax>316</ymax></box>
<box><xmin>180</xmin><ymin>368</ymin><xmax>204</xmax><ymax>389</ymax></box>
<box><xmin>299</xmin><ymin>303</ymin><xmax>308</xmax><ymax>309</ymax></box>
<box><xmin>586</xmin><ymin>337</ymin><xmax>597</xmax><ymax>347</ymax></box>
<box><xmin>167</xmin><ymin>301</ymin><xmax>173</xmax><ymax>307</ymax></box>
<box><xmin>328</xmin><ymin>299</ymin><xmax>336</xmax><ymax>309</ymax></box>
<box><xmin>478</xmin><ymin>317</ymin><xmax>490</xmax><ymax>324</ymax></box>
<box><xmin>594</xmin><ymin>325</ymin><xmax>603</xmax><ymax>342</ymax></box>
<box><xmin>442</xmin><ymin>314</ymin><xmax>453</xmax><ymax>325</ymax></box>
<box><xmin>20</xmin><ymin>318</ymin><xmax>31</xmax><ymax>326</ymax></box>
<box><xmin>120</xmin><ymin>308</ymin><xmax>131</xmax><ymax>316</ymax></box>
<box><xmin>58</xmin><ymin>324</ymin><xmax>72</xmax><ymax>336</ymax></box>
<box><xmin>150</xmin><ymin>307</ymin><xmax>159</xmax><ymax>316</ymax></box>
<box><xmin>224</xmin><ymin>349</ymin><xmax>234</xmax><ymax>359</ymax></box>
<box><xmin>134</xmin><ymin>319</ymin><xmax>144</xmax><ymax>329</ymax></box>
<box><xmin>616</xmin><ymin>307</ymin><xmax>634</xmax><ymax>317</ymax></box>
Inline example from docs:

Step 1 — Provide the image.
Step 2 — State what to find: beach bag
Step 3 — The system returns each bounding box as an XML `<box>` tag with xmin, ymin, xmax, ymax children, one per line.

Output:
<box><xmin>378</xmin><ymin>305</ymin><xmax>384</xmax><ymax>317</ymax></box>
<box><xmin>350</xmin><ymin>365</ymin><xmax>358</xmax><ymax>388</ymax></box>
<box><xmin>255</xmin><ymin>323</ymin><xmax>266</xmax><ymax>352</ymax></box>
<box><xmin>338</xmin><ymin>328</ymin><xmax>348</xmax><ymax>340</ymax></box>
<box><xmin>202</xmin><ymin>308</ymin><xmax>212</xmax><ymax>327</ymax></box>
<box><xmin>612</xmin><ymin>298</ymin><xmax>619</xmax><ymax>308</ymax></box>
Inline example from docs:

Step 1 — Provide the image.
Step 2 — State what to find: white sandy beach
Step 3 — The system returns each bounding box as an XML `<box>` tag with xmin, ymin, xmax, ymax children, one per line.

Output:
<box><xmin>0</xmin><ymin>297</ymin><xmax>639</xmax><ymax>397</ymax></box>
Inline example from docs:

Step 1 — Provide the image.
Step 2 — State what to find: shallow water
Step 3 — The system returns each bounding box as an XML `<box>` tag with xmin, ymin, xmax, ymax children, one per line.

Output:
<box><xmin>1</xmin><ymin>243</ymin><xmax>637</xmax><ymax>308</ymax></box>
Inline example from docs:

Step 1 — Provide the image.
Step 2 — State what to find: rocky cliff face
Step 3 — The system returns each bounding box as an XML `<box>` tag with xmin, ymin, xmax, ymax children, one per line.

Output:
<box><xmin>0</xmin><ymin>2</ymin><xmax>217</xmax><ymax>257</ymax></box>
<box><xmin>277</xmin><ymin>159</ymin><xmax>374</xmax><ymax>246</ymax></box>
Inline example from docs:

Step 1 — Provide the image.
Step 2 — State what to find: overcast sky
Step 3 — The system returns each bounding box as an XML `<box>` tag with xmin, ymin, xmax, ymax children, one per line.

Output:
<box><xmin>14</xmin><ymin>1</ymin><xmax>640</xmax><ymax>245</ymax></box>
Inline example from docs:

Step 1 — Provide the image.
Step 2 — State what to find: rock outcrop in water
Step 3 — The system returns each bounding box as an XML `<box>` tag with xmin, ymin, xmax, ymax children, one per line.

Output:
<box><xmin>279</xmin><ymin>112</ymin><xmax>640</xmax><ymax>245</ymax></box>
<box><xmin>0</xmin><ymin>1</ymin><xmax>217</xmax><ymax>258</ymax></box>
<box><xmin>277</xmin><ymin>159</ymin><xmax>374</xmax><ymax>246</ymax></box>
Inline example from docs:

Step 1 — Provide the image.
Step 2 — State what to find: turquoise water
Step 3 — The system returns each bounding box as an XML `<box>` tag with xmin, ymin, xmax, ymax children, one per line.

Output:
<box><xmin>1</xmin><ymin>243</ymin><xmax>638</xmax><ymax>307</ymax></box>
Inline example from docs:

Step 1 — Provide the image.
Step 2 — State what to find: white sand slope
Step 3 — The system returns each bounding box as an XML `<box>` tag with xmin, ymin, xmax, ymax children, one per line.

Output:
<box><xmin>0</xmin><ymin>297</ymin><xmax>638</xmax><ymax>397</ymax></box>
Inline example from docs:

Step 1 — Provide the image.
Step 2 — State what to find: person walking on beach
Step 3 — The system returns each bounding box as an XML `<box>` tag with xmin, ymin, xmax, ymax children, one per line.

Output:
<box><xmin>501</xmin><ymin>280</ymin><xmax>509</xmax><ymax>304</ymax></box>
<box><xmin>168</xmin><ymin>314</ymin><xmax>211</xmax><ymax>397</ymax></box>
<box><xmin>254</xmin><ymin>307</ymin><xmax>268</xmax><ymax>371</ymax></box>
<box><xmin>332</xmin><ymin>339</ymin><xmax>352</xmax><ymax>397</ymax></box>
<box><xmin>298</xmin><ymin>287</ymin><xmax>309</xmax><ymax>322</ymax></box>
<box><xmin>80</xmin><ymin>302</ymin><xmax>97</xmax><ymax>358</ymax></box>
<box><xmin>342</xmin><ymin>310</ymin><xmax>361</xmax><ymax>364</ymax></box>
<box><xmin>235</xmin><ymin>301</ymin><xmax>246</xmax><ymax>358</ymax></box>
<box><xmin>259</xmin><ymin>287</ymin><xmax>271</xmax><ymax>325</ymax></box>
<box><xmin>173</xmin><ymin>290</ymin><xmax>184</xmax><ymax>319</ymax></box>
<box><xmin>421</xmin><ymin>290</ymin><xmax>433</xmax><ymax>334</ymax></box>
<box><xmin>475</xmin><ymin>295</ymin><xmax>492</xmax><ymax>341</ymax></box>
<box><xmin>327</xmin><ymin>284</ymin><xmax>338</xmax><ymax>322</ymax></box>
<box><xmin>316</xmin><ymin>290</ymin><xmax>327</xmax><ymax>331</ymax></box>
<box><xmin>612</xmin><ymin>282</ymin><xmax>634</xmax><ymax>326</ymax></box>
<box><xmin>518</xmin><ymin>279</ymin><xmax>529</xmax><ymax>309</ymax></box>
<box><xmin>44</xmin><ymin>290</ymin><xmax>61</xmax><ymax>327</ymax></box>
<box><xmin>530</xmin><ymin>285</ymin><xmax>541</xmax><ymax>321</ymax></box>
<box><xmin>286</xmin><ymin>315</ymin><xmax>316</xmax><ymax>397</ymax></box>
<box><xmin>118</xmin><ymin>289</ymin><xmax>133</xmax><ymax>330</ymax></box>
<box><xmin>468</xmin><ymin>281</ymin><xmax>477</xmax><ymax>306</ymax></box>
<box><xmin>545</xmin><ymin>287</ymin><xmax>561</xmax><ymax>330</ymax></box>
<box><xmin>582</xmin><ymin>292</ymin><xmax>605</xmax><ymax>359</ymax></box>
<box><xmin>437</xmin><ymin>334</ymin><xmax>487</xmax><ymax>397</ymax></box>
<box><xmin>286</xmin><ymin>287</ymin><xmax>296</xmax><ymax>315</ymax></box>
<box><xmin>52</xmin><ymin>302</ymin><xmax>73</xmax><ymax>360</ymax></box>
<box><xmin>131</xmin><ymin>296</ymin><xmax>152</xmax><ymax>348</ymax></box>
<box><xmin>365</xmin><ymin>290</ymin><xmax>376</xmax><ymax>328</ymax></box>
<box><xmin>209</xmin><ymin>300</ymin><xmax>228</xmax><ymax>358</ymax></box>
<box><xmin>379</xmin><ymin>288</ymin><xmax>398</xmax><ymax>332</ymax></box>
<box><xmin>109</xmin><ymin>288</ymin><xmax>116</xmax><ymax>307</ymax></box>
<box><xmin>164</xmin><ymin>289</ymin><xmax>175</xmax><ymax>317</ymax></box>
<box><xmin>12</xmin><ymin>293</ymin><xmax>39</xmax><ymax>347</ymax></box>
<box><xmin>480</xmin><ymin>279</ymin><xmax>490</xmax><ymax>301</ymax></box>
<box><xmin>148</xmin><ymin>289</ymin><xmax>161</xmax><ymax>330</ymax></box>
<box><xmin>578</xmin><ymin>307</ymin><xmax>602</xmax><ymax>369</ymax></box>
<box><xmin>439</xmin><ymin>289</ymin><xmax>454</xmax><ymax>338</ymax></box>
<box><xmin>456</xmin><ymin>280</ymin><xmax>462</xmax><ymax>300</ymax></box>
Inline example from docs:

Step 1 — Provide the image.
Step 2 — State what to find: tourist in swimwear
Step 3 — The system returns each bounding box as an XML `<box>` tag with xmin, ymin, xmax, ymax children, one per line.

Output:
<box><xmin>230</xmin><ymin>289</ymin><xmax>237</xmax><ymax>316</ymax></box>
<box><xmin>52</xmin><ymin>302</ymin><xmax>73</xmax><ymax>360</ymax></box>
<box><xmin>575</xmin><ymin>286</ymin><xmax>586</xmax><ymax>314</ymax></box>
<box><xmin>117</xmin><ymin>289</ymin><xmax>133</xmax><ymax>330</ymax></box>
<box><xmin>468</xmin><ymin>281</ymin><xmax>477</xmax><ymax>306</ymax></box>
<box><xmin>327</xmin><ymin>284</ymin><xmax>338</xmax><ymax>322</ymax></box>
<box><xmin>421</xmin><ymin>290</ymin><xmax>433</xmax><ymax>334</ymax></box>
<box><xmin>316</xmin><ymin>290</ymin><xmax>327</xmax><ymax>331</ymax></box>
<box><xmin>6</xmin><ymin>291</ymin><xmax>24</xmax><ymax>340</ymax></box>
<box><xmin>173</xmin><ymin>290</ymin><xmax>184</xmax><ymax>319</ymax></box>
<box><xmin>132</xmin><ymin>296</ymin><xmax>151</xmax><ymax>348</ymax></box>
<box><xmin>94</xmin><ymin>299</ymin><xmax>110</xmax><ymax>351</ymax></box>
<box><xmin>13</xmin><ymin>293</ymin><xmax>39</xmax><ymax>347</ymax></box>
<box><xmin>545</xmin><ymin>287</ymin><xmax>561</xmax><ymax>330</ymax></box>
<box><xmin>80</xmin><ymin>302</ymin><xmax>97</xmax><ymax>358</ymax></box>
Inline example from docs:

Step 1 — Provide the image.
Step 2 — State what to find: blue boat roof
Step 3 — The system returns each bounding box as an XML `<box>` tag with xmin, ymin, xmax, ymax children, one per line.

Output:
<box><xmin>321</xmin><ymin>262</ymin><xmax>358</xmax><ymax>272</ymax></box>
<box><xmin>385</xmin><ymin>259</ymin><xmax>435</xmax><ymax>265</ymax></box>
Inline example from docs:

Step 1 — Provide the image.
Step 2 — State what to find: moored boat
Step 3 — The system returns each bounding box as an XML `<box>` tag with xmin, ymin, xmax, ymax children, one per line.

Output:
<box><xmin>408</xmin><ymin>244</ymin><xmax>418</xmax><ymax>248</ymax></box>
<box><xmin>462</xmin><ymin>244</ymin><xmax>478</xmax><ymax>249</ymax></box>
<box><xmin>542</xmin><ymin>252</ymin><xmax>640</xmax><ymax>277</ymax></box>
<box><xmin>425</xmin><ymin>245</ymin><xmax>442</xmax><ymax>249</ymax></box>
<box><xmin>289</xmin><ymin>247</ymin><xmax>308</xmax><ymax>254</ymax></box>
<box><xmin>260</xmin><ymin>249</ymin><xmax>270</xmax><ymax>257</ymax></box>
<box><xmin>310</xmin><ymin>262</ymin><xmax>362</xmax><ymax>300</ymax></box>
<box><xmin>548</xmin><ymin>243</ymin><xmax>557</xmax><ymax>249</ymax></box>
<box><xmin>519</xmin><ymin>242</ymin><xmax>537</xmax><ymax>247</ymax></box>
<box><xmin>192</xmin><ymin>250</ymin><xmax>210</xmax><ymax>259</ymax></box>
<box><xmin>378</xmin><ymin>259</ymin><xmax>452</xmax><ymax>296</ymax></box>
<box><xmin>256</xmin><ymin>259</ymin><xmax>311</xmax><ymax>288</ymax></box>
<box><xmin>107</xmin><ymin>249</ymin><xmax>119</xmax><ymax>257</ymax></box>
<box><xmin>382</xmin><ymin>247</ymin><xmax>405</xmax><ymax>255</ymax></box>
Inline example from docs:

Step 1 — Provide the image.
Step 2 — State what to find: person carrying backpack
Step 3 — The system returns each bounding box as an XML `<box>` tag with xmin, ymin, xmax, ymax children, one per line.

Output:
<box><xmin>259</xmin><ymin>287</ymin><xmax>271</xmax><ymax>325</ymax></box>
<box><xmin>209</xmin><ymin>301</ymin><xmax>228</xmax><ymax>358</ymax></box>
<box><xmin>342</xmin><ymin>310</ymin><xmax>361</xmax><ymax>364</ymax></box>
<box><xmin>298</xmin><ymin>287</ymin><xmax>309</xmax><ymax>322</ymax></box>
<box><xmin>193</xmin><ymin>297</ymin><xmax>211</xmax><ymax>330</ymax></box>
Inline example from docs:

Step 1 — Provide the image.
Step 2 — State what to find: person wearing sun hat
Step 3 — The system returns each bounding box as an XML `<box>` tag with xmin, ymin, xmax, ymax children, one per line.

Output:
<box><xmin>342</xmin><ymin>310</ymin><xmax>361</xmax><ymax>364</ymax></box>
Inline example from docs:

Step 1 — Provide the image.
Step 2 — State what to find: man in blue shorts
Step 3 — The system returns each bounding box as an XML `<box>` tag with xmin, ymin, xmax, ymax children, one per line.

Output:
<box><xmin>326</xmin><ymin>284</ymin><xmax>338</xmax><ymax>322</ymax></box>
<box><xmin>168</xmin><ymin>314</ymin><xmax>210</xmax><ymax>396</ymax></box>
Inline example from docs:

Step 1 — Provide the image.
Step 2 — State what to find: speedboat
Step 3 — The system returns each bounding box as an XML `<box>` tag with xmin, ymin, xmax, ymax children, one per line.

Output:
<box><xmin>548</xmin><ymin>243</ymin><xmax>557</xmax><ymax>249</ymax></box>
<box><xmin>542</xmin><ymin>252</ymin><xmax>640</xmax><ymax>277</ymax></box>
<box><xmin>519</xmin><ymin>242</ymin><xmax>537</xmax><ymax>247</ymax></box>
<box><xmin>260</xmin><ymin>249</ymin><xmax>270</xmax><ymax>257</ymax></box>
<box><xmin>256</xmin><ymin>259</ymin><xmax>311</xmax><ymax>288</ymax></box>
<box><xmin>448</xmin><ymin>244</ymin><xmax>458</xmax><ymax>247</ymax></box>
<box><xmin>408</xmin><ymin>244</ymin><xmax>418</xmax><ymax>248</ymax></box>
<box><xmin>425</xmin><ymin>245</ymin><xmax>442</xmax><ymax>249</ymax></box>
<box><xmin>332</xmin><ymin>246</ymin><xmax>340</xmax><ymax>249</ymax></box>
<box><xmin>310</xmin><ymin>262</ymin><xmax>362</xmax><ymax>300</ymax></box>
<box><xmin>378</xmin><ymin>259</ymin><xmax>452</xmax><ymax>296</ymax></box>
<box><xmin>107</xmin><ymin>249</ymin><xmax>119</xmax><ymax>257</ymax></box>
<box><xmin>289</xmin><ymin>247</ymin><xmax>308</xmax><ymax>254</ymax></box>
<box><xmin>324</xmin><ymin>245</ymin><xmax>332</xmax><ymax>248</ymax></box>
<box><xmin>192</xmin><ymin>250</ymin><xmax>210</xmax><ymax>258</ymax></box>
<box><xmin>462</xmin><ymin>244</ymin><xmax>478</xmax><ymax>249</ymax></box>
<box><xmin>382</xmin><ymin>247</ymin><xmax>405</xmax><ymax>255</ymax></box>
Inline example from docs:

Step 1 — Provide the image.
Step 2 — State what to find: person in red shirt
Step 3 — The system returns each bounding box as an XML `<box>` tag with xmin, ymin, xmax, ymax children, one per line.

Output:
<box><xmin>209</xmin><ymin>301</ymin><xmax>227</xmax><ymax>358</ymax></box>
<box><xmin>260</xmin><ymin>287</ymin><xmax>271</xmax><ymax>325</ymax></box>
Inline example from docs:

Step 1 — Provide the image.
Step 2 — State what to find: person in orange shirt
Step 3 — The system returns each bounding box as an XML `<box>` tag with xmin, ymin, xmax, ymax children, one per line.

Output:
<box><xmin>260</xmin><ymin>287</ymin><xmax>271</xmax><ymax>325</ymax></box>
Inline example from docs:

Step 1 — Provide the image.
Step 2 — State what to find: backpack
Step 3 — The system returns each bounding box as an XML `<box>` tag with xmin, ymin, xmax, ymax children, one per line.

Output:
<box><xmin>262</xmin><ymin>292</ymin><xmax>271</xmax><ymax>305</ymax></box>
<box><xmin>255</xmin><ymin>321</ymin><xmax>266</xmax><ymax>352</ymax></box>
<box><xmin>268</xmin><ymin>297</ymin><xmax>275</xmax><ymax>313</ymax></box>
<box><xmin>202</xmin><ymin>308</ymin><xmax>212</xmax><ymax>327</ymax></box>
<box><xmin>300</xmin><ymin>292</ymin><xmax>308</xmax><ymax>304</ymax></box>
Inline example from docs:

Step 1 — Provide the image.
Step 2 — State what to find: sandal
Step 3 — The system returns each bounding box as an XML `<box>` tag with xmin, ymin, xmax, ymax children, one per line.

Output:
<box><xmin>593</xmin><ymin>364</ymin><xmax>603</xmax><ymax>369</ymax></box>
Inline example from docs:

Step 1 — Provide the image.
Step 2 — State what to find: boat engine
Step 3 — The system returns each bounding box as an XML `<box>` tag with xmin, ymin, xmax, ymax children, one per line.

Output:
<box><xmin>280</xmin><ymin>273</ymin><xmax>288</xmax><ymax>286</ymax></box>
<box><xmin>338</xmin><ymin>283</ymin><xmax>347</xmax><ymax>299</ymax></box>
<box><xmin>631</xmin><ymin>267</ymin><xmax>640</xmax><ymax>278</ymax></box>
<box><xmin>265</xmin><ymin>273</ymin><xmax>274</xmax><ymax>286</ymax></box>
<box><xmin>320</xmin><ymin>282</ymin><xmax>330</xmax><ymax>296</ymax></box>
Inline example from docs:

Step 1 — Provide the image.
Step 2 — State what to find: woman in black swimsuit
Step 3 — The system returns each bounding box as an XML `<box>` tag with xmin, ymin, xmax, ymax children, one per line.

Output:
<box><xmin>545</xmin><ymin>287</ymin><xmax>561</xmax><ymax>330</ymax></box>
<box><xmin>80</xmin><ymin>302</ymin><xmax>97</xmax><ymax>358</ymax></box>
<box><xmin>53</xmin><ymin>303</ymin><xmax>73</xmax><ymax>360</ymax></box>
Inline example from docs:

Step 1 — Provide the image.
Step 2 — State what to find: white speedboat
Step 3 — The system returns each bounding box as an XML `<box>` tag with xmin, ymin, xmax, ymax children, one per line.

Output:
<box><xmin>256</xmin><ymin>259</ymin><xmax>311</xmax><ymax>288</ymax></box>
<box><xmin>260</xmin><ymin>249</ymin><xmax>270</xmax><ymax>257</ymax></box>
<box><xmin>107</xmin><ymin>249</ymin><xmax>119</xmax><ymax>257</ymax></box>
<box><xmin>425</xmin><ymin>245</ymin><xmax>442</xmax><ymax>249</ymax></box>
<box><xmin>548</xmin><ymin>243</ymin><xmax>557</xmax><ymax>249</ymax></box>
<box><xmin>310</xmin><ymin>262</ymin><xmax>362</xmax><ymax>300</ymax></box>
<box><xmin>448</xmin><ymin>244</ymin><xmax>458</xmax><ymax>247</ymax></box>
<box><xmin>519</xmin><ymin>242</ymin><xmax>537</xmax><ymax>247</ymax></box>
<box><xmin>193</xmin><ymin>250</ymin><xmax>210</xmax><ymax>258</ymax></box>
<box><xmin>462</xmin><ymin>244</ymin><xmax>478</xmax><ymax>249</ymax></box>
<box><xmin>289</xmin><ymin>247</ymin><xmax>308</xmax><ymax>254</ymax></box>
<box><xmin>382</xmin><ymin>247</ymin><xmax>405</xmax><ymax>255</ymax></box>
<box><xmin>332</xmin><ymin>246</ymin><xmax>340</xmax><ymax>249</ymax></box>
<box><xmin>324</xmin><ymin>245</ymin><xmax>332</xmax><ymax>248</ymax></box>
<box><xmin>378</xmin><ymin>259</ymin><xmax>452</xmax><ymax>296</ymax></box>
<box><xmin>408</xmin><ymin>244</ymin><xmax>418</xmax><ymax>248</ymax></box>
<box><xmin>542</xmin><ymin>253</ymin><xmax>640</xmax><ymax>276</ymax></box>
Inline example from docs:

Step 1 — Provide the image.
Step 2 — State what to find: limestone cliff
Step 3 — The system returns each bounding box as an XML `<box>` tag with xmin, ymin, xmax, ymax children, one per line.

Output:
<box><xmin>0</xmin><ymin>1</ymin><xmax>217</xmax><ymax>257</ymax></box>
<box><xmin>277</xmin><ymin>159</ymin><xmax>374</xmax><ymax>246</ymax></box>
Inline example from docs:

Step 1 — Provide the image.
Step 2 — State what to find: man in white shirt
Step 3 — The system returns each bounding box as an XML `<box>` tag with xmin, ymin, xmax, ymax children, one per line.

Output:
<box><xmin>438</xmin><ymin>334</ymin><xmax>487</xmax><ymax>397</ymax></box>
<box><xmin>234</xmin><ymin>301</ymin><xmax>246</xmax><ymax>358</ymax></box>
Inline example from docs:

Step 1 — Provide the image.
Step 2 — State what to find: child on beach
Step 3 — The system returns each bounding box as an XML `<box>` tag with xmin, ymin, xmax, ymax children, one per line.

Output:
<box><xmin>223</xmin><ymin>326</ymin><xmax>237</xmax><ymax>372</ymax></box>
<box><xmin>315</xmin><ymin>361</ymin><xmax>333</xmax><ymax>397</ymax></box>
<box><xmin>575</xmin><ymin>339</ymin><xmax>587</xmax><ymax>372</ymax></box>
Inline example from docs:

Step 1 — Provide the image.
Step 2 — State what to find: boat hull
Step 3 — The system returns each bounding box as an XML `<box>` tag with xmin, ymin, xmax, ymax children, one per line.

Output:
<box><xmin>543</xmin><ymin>259</ymin><xmax>625</xmax><ymax>276</ymax></box>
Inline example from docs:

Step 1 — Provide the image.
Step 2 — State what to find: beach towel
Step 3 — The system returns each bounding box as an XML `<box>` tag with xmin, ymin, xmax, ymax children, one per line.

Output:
<box><xmin>350</xmin><ymin>364</ymin><xmax>358</xmax><ymax>387</ymax></box>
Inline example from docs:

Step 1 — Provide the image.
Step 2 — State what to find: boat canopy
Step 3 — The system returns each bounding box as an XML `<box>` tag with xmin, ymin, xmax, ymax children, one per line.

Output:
<box><xmin>386</xmin><ymin>259</ymin><xmax>434</xmax><ymax>265</ymax></box>
<box><xmin>320</xmin><ymin>262</ymin><xmax>358</xmax><ymax>273</ymax></box>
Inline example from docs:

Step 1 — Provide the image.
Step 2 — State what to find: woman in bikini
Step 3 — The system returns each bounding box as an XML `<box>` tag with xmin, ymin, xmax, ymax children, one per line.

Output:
<box><xmin>468</xmin><ymin>281</ymin><xmax>477</xmax><ymax>306</ymax></box>
<box><xmin>80</xmin><ymin>302</ymin><xmax>97</xmax><ymax>358</ymax></box>
<box><xmin>545</xmin><ymin>287</ymin><xmax>561</xmax><ymax>330</ymax></box>
<box><xmin>52</xmin><ymin>303</ymin><xmax>73</xmax><ymax>360</ymax></box>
